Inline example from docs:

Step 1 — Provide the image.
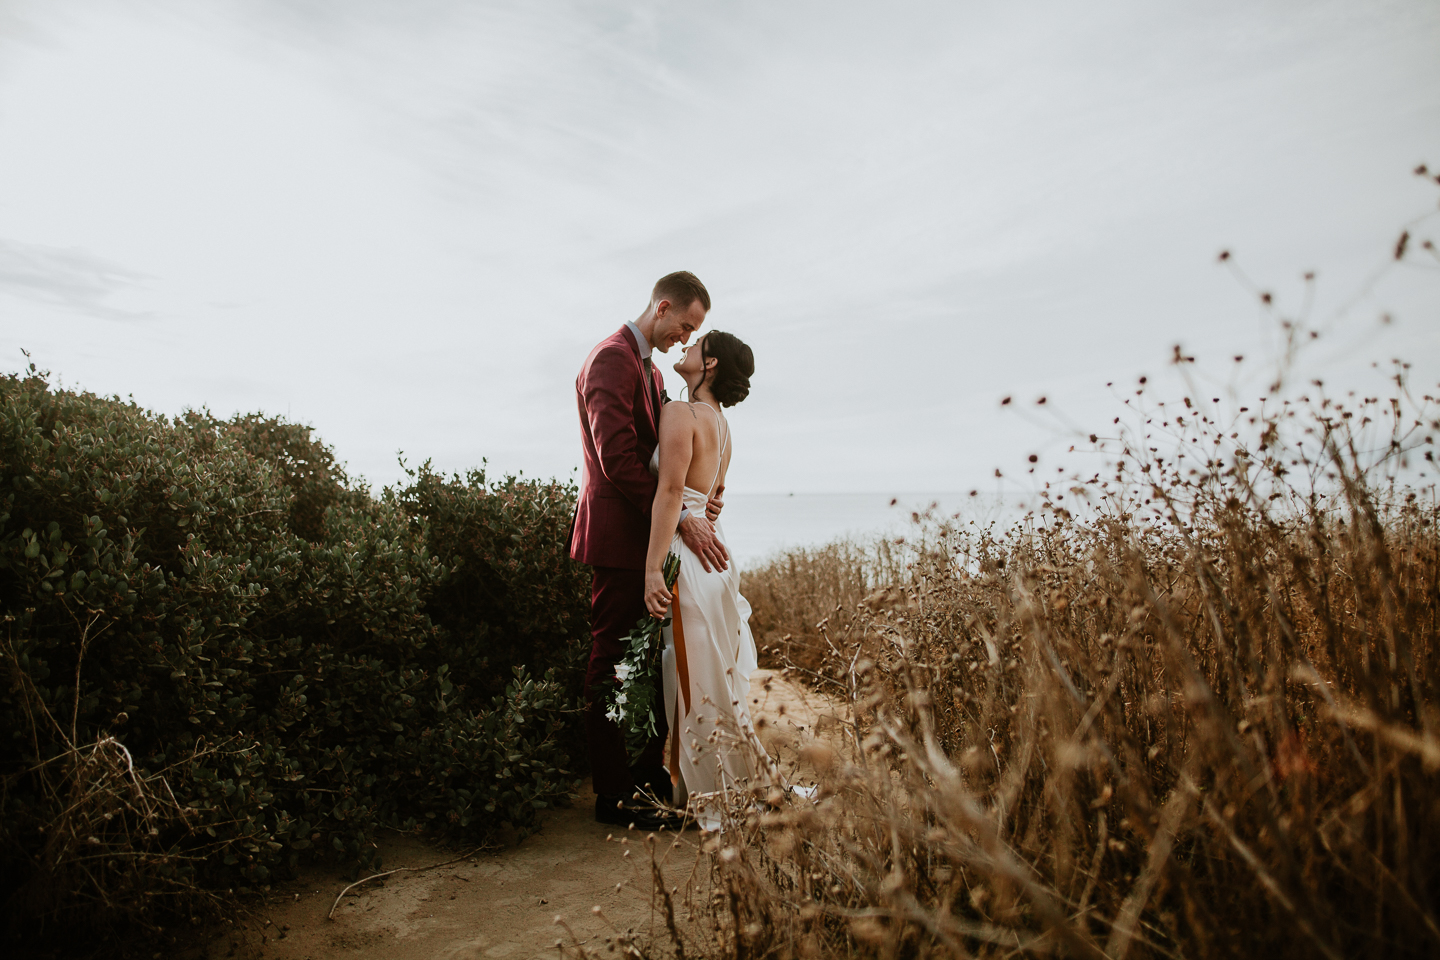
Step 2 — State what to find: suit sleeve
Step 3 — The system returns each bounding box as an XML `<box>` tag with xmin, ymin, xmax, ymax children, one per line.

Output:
<box><xmin>583</xmin><ymin>343</ymin><xmax>658</xmax><ymax>517</ymax></box>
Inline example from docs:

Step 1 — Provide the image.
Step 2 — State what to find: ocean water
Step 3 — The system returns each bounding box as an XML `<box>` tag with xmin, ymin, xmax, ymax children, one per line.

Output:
<box><xmin>718</xmin><ymin>492</ymin><xmax>979</xmax><ymax>569</ymax></box>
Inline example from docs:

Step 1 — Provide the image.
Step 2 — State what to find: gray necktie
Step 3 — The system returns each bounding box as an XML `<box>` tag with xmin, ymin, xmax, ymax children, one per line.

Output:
<box><xmin>642</xmin><ymin>356</ymin><xmax>661</xmax><ymax>415</ymax></box>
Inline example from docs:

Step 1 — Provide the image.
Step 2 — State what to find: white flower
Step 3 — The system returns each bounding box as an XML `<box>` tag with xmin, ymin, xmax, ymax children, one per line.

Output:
<box><xmin>606</xmin><ymin>705</ymin><xmax>625</xmax><ymax>723</ymax></box>
<box><xmin>615</xmin><ymin>692</ymin><xmax>628</xmax><ymax>706</ymax></box>
<box><xmin>615</xmin><ymin>662</ymin><xmax>633</xmax><ymax>683</ymax></box>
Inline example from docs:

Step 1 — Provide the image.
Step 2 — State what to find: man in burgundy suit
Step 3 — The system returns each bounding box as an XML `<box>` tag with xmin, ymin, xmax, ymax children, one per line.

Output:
<box><xmin>570</xmin><ymin>270</ymin><xmax>728</xmax><ymax>829</ymax></box>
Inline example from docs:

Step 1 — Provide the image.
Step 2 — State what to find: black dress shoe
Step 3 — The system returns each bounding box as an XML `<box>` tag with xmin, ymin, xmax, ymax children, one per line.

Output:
<box><xmin>630</xmin><ymin>763</ymin><xmax>671</xmax><ymax>795</ymax></box>
<box><xmin>631</xmin><ymin>775</ymin><xmax>674</xmax><ymax>807</ymax></box>
<box><xmin>594</xmin><ymin>794</ymin><xmax>685</xmax><ymax>831</ymax></box>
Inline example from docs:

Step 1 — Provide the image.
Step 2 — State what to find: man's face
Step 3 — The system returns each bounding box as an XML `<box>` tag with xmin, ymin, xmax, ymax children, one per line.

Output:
<box><xmin>652</xmin><ymin>298</ymin><xmax>707</xmax><ymax>353</ymax></box>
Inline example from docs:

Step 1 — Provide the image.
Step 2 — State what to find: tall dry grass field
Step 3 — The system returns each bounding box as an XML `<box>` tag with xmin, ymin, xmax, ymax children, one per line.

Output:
<box><xmin>720</xmin><ymin>481</ymin><xmax>1439</xmax><ymax>958</ymax></box>
<box><xmin>596</xmin><ymin>200</ymin><xmax>1440</xmax><ymax>959</ymax></box>
<box><xmin>742</xmin><ymin>538</ymin><xmax>902</xmax><ymax>676</ymax></box>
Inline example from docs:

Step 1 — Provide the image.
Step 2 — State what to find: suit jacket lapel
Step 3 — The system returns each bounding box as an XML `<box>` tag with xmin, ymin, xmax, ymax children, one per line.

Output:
<box><xmin>620</xmin><ymin>326</ymin><xmax>661</xmax><ymax>430</ymax></box>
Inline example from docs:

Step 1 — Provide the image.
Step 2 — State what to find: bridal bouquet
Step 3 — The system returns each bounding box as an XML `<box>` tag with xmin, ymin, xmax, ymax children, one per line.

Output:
<box><xmin>605</xmin><ymin>552</ymin><xmax>681</xmax><ymax>761</ymax></box>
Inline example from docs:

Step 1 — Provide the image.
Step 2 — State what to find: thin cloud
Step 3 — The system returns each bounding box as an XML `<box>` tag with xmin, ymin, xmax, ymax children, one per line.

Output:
<box><xmin>0</xmin><ymin>0</ymin><xmax>1436</xmax><ymax>493</ymax></box>
<box><xmin>0</xmin><ymin>239</ymin><xmax>151</xmax><ymax>321</ymax></box>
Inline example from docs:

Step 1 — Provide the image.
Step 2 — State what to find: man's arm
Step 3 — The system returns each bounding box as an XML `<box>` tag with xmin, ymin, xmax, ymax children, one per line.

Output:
<box><xmin>583</xmin><ymin>344</ymin><xmax>658</xmax><ymax>516</ymax></box>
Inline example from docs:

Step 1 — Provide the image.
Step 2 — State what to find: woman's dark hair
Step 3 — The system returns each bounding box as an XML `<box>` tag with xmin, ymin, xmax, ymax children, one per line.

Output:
<box><xmin>699</xmin><ymin>331</ymin><xmax>754</xmax><ymax>408</ymax></box>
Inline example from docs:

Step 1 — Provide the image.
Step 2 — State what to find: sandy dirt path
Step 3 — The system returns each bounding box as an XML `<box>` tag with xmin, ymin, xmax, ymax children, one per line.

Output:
<box><xmin>182</xmin><ymin>669</ymin><xmax>845</xmax><ymax>960</ymax></box>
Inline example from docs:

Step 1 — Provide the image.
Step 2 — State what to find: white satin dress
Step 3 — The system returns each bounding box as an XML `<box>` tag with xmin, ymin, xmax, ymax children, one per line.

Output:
<box><xmin>649</xmin><ymin>404</ymin><xmax>772</xmax><ymax>826</ymax></box>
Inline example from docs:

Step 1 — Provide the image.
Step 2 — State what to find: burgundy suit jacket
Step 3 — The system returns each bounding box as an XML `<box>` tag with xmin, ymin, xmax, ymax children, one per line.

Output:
<box><xmin>569</xmin><ymin>326</ymin><xmax>667</xmax><ymax>570</ymax></box>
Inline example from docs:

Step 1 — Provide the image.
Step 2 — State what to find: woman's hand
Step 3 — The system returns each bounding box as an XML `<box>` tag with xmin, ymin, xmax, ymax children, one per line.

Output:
<box><xmin>644</xmin><ymin>568</ymin><xmax>673</xmax><ymax>618</ymax></box>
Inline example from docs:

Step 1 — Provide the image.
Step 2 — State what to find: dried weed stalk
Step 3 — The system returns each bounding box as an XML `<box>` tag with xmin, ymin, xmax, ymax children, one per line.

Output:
<box><xmin>1</xmin><ymin>618</ymin><xmax>231</xmax><ymax>944</ymax></box>
<box><xmin>645</xmin><ymin>187</ymin><xmax>1440</xmax><ymax>959</ymax></box>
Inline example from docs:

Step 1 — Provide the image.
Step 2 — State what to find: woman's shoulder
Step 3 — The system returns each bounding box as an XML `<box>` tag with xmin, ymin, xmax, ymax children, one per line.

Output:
<box><xmin>661</xmin><ymin>400</ymin><xmax>720</xmax><ymax>425</ymax></box>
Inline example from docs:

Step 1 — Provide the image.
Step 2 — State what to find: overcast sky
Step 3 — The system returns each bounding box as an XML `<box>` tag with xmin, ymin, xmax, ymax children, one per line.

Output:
<box><xmin>2</xmin><ymin>0</ymin><xmax>1438</xmax><ymax>495</ymax></box>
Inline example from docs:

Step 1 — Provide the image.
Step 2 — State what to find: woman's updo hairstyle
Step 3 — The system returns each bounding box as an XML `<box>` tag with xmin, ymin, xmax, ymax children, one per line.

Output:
<box><xmin>700</xmin><ymin>331</ymin><xmax>754</xmax><ymax>408</ymax></box>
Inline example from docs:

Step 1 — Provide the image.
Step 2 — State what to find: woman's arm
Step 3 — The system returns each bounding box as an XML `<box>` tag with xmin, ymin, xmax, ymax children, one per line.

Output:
<box><xmin>644</xmin><ymin>405</ymin><xmax>694</xmax><ymax>617</ymax></box>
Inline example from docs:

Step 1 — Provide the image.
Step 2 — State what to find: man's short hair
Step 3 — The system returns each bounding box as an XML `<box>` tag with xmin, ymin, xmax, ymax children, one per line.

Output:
<box><xmin>652</xmin><ymin>271</ymin><xmax>711</xmax><ymax>313</ymax></box>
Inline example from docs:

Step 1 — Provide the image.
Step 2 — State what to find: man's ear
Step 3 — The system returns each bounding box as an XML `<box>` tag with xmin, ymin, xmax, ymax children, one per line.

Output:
<box><xmin>654</xmin><ymin>298</ymin><xmax>671</xmax><ymax>319</ymax></box>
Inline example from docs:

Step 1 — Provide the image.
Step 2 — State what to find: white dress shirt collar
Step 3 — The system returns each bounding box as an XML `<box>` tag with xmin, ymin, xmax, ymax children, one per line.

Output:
<box><xmin>625</xmin><ymin>321</ymin><xmax>653</xmax><ymax>359</ymax></box>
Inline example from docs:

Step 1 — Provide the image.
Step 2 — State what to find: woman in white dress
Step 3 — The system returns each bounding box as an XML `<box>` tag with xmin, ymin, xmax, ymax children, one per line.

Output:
<box><xmin>642</xmin><ymin>331</ymin><xmax>771</xmax><ymax>821</ymax></box>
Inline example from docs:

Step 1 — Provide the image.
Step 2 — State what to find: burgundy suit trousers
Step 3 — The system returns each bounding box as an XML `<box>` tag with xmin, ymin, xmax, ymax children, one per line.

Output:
<box><xmin>585</xmin><ymin>566</ymin><xmax>668</xmax><ymax>796</ymax></box>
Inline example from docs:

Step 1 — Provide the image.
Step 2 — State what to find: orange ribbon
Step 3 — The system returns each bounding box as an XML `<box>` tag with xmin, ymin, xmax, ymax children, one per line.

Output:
<box><xmin>669</xmin><ymin>575</ymin><xmax>691</xmax><ymax>785</ymax></box>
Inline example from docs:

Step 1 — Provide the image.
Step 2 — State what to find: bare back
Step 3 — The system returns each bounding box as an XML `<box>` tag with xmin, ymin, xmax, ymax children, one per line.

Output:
<box><xmin>660</xmin><ymin>400</ymin><xmax>730</xmax><ymax>496</ymax></box>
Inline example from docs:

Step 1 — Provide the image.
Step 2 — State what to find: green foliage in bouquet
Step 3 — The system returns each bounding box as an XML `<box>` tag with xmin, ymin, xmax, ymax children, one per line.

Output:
<box><xmin>0</xmin><ymin>366</ymin><xmax>586</xmax><ymax>947</ymax></box>
<box><xmin>605</xmin><ymin>552</ymin><xmax>680</xmax><ymax>762</ymax></box>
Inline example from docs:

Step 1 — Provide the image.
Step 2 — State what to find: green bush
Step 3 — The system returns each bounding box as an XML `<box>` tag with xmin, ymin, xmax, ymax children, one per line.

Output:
<box><xmin>390</xmin><ymin>462</ymin><xmax>591</xmax><ymax>706</ymax></box>
<box><xmin>0</xmin><ymin>369</ymin><xmax>585</xmax><ymax>944</ymax></box>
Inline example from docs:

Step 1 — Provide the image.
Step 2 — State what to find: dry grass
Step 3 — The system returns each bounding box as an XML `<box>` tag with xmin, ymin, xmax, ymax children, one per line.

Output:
<box><xmin>742</xmin><ymin>539</ymin><xmax>900</xmax><ymax>677</ymax></box>
<box><xmin>0</xmin><ymin>628</ymin><xmax>228</xmax><ymax>944</ymax></box>
<box><xmin>585</xmin><ymin>240</ymin><xmax>1440</xmax><ymax>959</ymax></box>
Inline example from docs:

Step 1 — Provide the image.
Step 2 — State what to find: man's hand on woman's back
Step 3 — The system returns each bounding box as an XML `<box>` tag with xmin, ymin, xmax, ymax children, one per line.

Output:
<box><xmin>678</xmin><ymin>512</ymin><xmax>729</xmax><ymax>572</ymax></box>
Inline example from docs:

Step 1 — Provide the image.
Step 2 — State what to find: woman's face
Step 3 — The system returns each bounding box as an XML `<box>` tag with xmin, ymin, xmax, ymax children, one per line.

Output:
<box><xmin>674</xmin><ymin>334</ymin><xmax>709</xmax><ymax>379</ymax></box>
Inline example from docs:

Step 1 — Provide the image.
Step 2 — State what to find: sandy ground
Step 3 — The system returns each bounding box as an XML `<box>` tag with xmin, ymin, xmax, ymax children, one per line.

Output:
<box><xmin>178</xmin><ymin>669</ymin><xmax>846</xmax><ymax>960</ymax></box>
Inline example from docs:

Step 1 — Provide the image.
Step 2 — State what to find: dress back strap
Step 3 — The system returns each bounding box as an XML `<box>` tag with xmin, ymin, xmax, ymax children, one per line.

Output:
<box><xmin>696</xmin><ymin>402</ymin><xmax>728</xmax><ymax>498</ymax></box>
